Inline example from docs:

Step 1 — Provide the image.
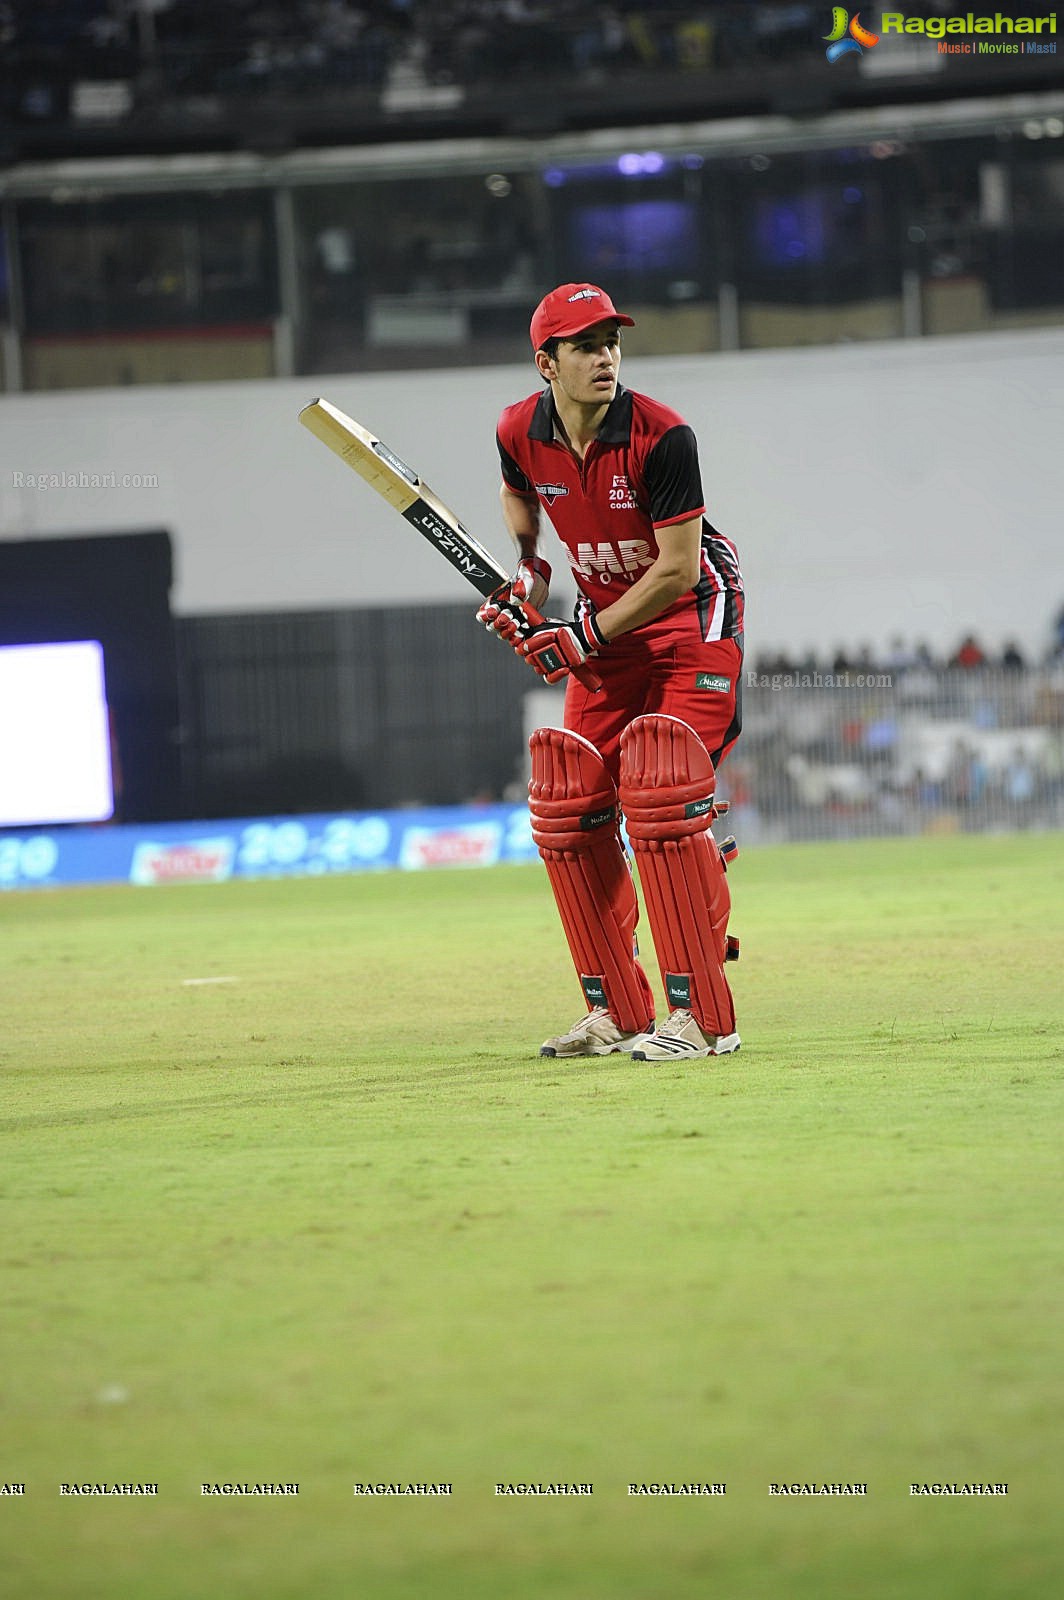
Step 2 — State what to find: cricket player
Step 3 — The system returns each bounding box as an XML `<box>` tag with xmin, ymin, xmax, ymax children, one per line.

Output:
<box><xmin>478</xmin><ymin>283</ymin><xmax>745</xmax><ymax>1062</ymax></box>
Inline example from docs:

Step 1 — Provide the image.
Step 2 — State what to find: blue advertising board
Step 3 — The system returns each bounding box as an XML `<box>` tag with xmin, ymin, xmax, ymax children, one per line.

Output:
<box><xmin>0</xmin><ymin>804</ymin><xmax>538</xmax><ymax>892</ymax></box>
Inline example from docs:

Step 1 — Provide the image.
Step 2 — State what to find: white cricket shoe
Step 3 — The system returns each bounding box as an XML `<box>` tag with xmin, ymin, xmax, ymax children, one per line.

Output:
<box><xmin>631</xmin><ymin>1009</ymin><xmax>741</xmax><ymax>1061</ymax></box>
<box><xmin>540</xmin><ymin>1006</ymin><xmax>654</xmax><ymax>1059</ymax></box>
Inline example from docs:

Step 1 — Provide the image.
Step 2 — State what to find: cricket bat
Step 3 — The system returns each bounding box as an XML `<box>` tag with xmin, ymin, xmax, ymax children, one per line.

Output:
<box><xmin>298</xmin><ymin>397</ymin><xmax>601</xmax><ymax>690</ymax></box>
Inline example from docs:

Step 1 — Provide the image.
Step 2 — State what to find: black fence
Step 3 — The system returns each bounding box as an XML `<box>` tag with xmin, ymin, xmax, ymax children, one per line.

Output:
<box><xmin>175</xmin><ymin>608</ymin><xmax>1064</xmax><ymax>844</ymax></box>
<box><xmin>176</xmin><ymin>602</ymin><xmax>531</xmax><ymax>818</ymax></box>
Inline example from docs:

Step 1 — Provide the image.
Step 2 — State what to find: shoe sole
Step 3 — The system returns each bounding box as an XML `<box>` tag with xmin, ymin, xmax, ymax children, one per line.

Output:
<box><xmin>632</xmin><ymin>1035</ymin><xmax>742</xmax><ymax>1062</ymax></box>
<box><xmin>540</xmin><ymin>1040</ymin><xmax>637</xmax><ymax>1058</ymax></box>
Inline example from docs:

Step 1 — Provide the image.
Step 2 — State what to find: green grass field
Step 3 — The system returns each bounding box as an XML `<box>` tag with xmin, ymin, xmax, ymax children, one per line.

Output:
<box><xmin>2</xmin><ymin>834</ymin><xmax>1062</xmax><ymax>1599</ymax></box>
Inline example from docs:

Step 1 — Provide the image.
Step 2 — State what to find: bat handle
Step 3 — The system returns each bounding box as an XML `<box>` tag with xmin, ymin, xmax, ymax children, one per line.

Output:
<box><xmin>571</xmin><ymin>659</ymin><xmax>604</xmax><ymax>694</ymax></box>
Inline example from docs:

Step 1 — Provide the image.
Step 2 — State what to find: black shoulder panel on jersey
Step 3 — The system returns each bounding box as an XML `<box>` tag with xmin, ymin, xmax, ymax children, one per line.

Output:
<box><xmin>644</xmin><ymin>424</ymin><xmax>705</xmax><ymax>525</ymax></box>
<box><xmin>497</xmin><ymin>432</ymin><xmax>533</xmax><ymax>494</ymax></box>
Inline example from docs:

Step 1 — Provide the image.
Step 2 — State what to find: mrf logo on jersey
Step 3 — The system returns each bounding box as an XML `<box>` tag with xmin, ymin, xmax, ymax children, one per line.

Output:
<box><xmin>610</xmin><ymin>474</ymin><xmax>638</xmax><ymax>511</ymax></box>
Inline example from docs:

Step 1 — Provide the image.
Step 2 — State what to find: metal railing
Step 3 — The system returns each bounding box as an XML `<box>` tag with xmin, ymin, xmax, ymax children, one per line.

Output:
<box><xmin>719</xmin><ymin>664</ymin><xmax>1064</xmax><ymax>842</ymax></box>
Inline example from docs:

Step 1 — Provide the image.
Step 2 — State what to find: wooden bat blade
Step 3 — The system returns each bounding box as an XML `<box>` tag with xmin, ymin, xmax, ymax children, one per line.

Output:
<box><xmin>299</xmin><ymin>397</ymin><xmax>507</xmax><ymax>598</ymax></box>
<box><xmin>299</xmin><ymin>397</ymin><xmax>420</xmax><ymax>516</ymax></box>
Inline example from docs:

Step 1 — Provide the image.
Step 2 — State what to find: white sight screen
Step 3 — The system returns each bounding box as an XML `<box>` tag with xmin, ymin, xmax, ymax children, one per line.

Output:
<box><xmin>0</xmin><ymin>641</ymin><xmax>115</xmax><ymax>827</ymax></box>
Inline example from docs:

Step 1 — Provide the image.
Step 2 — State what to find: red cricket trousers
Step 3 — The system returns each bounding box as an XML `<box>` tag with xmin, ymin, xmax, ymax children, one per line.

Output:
<box><xmin>564</xmin><ymin>631</ymin><xmax>743</xmax><ymax>787</ymax></box>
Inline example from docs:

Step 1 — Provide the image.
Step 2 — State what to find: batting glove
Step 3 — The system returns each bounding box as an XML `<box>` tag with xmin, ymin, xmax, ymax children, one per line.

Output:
<box><xmin>509</xmin><ymin>556</ymin><xmax>552</xmax><ymax>610</ymax></box>
<box><xmin>476</xmin><ymin>557</ymin><xmax>552</xmax><ymax>646</ymax></box>
<box><xmin>476</xmin><ymin>583</ymin><xmax>535</xmax><ymax>648</ymax></box>
<box><xmin>520</xmin><ymin>612</ymin><xmax>608</xmax><ymax>686</ymax></box>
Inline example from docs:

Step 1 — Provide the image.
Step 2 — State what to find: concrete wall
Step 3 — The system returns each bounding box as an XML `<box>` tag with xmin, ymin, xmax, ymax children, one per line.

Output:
<box><xmin>2</xmin><ymin>328</ymin><xmax>1061</xmax><ymax>657</ymax></box>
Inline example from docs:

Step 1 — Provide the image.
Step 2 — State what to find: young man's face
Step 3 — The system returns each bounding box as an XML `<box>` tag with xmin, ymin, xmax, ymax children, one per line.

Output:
<box><xmin>537</xmin><ymin>320</ymin><xmax>622</xmax><ymax>406</ymax></box>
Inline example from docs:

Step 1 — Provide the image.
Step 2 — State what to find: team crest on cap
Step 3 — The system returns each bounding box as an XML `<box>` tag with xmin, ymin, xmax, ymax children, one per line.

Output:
<box><xmin>568</xmin><ymin>288</ymin><xmax>601</xmax><ymax>302</ymax></box>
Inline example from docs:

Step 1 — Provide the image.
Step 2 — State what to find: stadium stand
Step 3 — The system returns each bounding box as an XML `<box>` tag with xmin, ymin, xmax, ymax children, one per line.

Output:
<box><xmin>1</xmin><ymin>3</ymin><xmax>1062</xmax><ymax>833</ymax></box>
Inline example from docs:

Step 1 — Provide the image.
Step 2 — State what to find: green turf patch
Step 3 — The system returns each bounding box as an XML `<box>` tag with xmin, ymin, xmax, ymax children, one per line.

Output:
<box><xmin>1</xmin><ymin>835</ymin><xmax>1062</xmax><ymax>1598</ymax></box>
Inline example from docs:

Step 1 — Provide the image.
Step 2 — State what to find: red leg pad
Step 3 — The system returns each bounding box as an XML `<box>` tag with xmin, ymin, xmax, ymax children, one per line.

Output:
<box><xmin>619</xmin><ymin>715</ymin><xmax>737</xmax><ymax>1037</ymax></box>
<box><xmin>529</xmin><ymin>727</ymin><xmax>655</xmax><ymax>1035</ymax></box>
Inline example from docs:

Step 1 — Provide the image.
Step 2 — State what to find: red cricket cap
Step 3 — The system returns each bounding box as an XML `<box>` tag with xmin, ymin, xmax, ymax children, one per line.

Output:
<box><xmin>530</xmin><ymin>283</ymin><xmax>635</xmax><ymax>350</ymax></box>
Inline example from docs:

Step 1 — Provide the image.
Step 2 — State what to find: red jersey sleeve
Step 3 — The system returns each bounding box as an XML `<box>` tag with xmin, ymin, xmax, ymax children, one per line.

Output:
<box><xmin>496</xmin><ymin>426</ymin><xmax>537</xmax><ymax>498</ymax></box>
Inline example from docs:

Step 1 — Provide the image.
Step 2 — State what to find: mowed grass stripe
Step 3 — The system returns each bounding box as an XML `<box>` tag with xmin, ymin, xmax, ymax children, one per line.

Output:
<box><xmin>1</xmin><ymin>834</ymin><xmax>1062</xmax><ymax>1599</ymax></box>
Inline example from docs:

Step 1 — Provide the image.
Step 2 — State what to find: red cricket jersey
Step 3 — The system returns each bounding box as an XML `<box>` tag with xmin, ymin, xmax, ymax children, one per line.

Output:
<box><xmin>496</xmin><ymin>385</ymin><xmax>744</xmax><ymax>643</ymax></box>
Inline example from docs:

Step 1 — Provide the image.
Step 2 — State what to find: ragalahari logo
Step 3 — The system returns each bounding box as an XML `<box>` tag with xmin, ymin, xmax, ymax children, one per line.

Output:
<box><xmin>824</xmin><ymin>8</ymin><xmax>880</xmax><ymax>61</ymax></box>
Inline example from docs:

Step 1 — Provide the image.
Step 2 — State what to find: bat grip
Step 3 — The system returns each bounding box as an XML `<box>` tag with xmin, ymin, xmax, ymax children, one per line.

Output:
<box><xmin>570</xmin><ymin>659</ymin><xmax>604</xmax><ymax>694</ymax></box>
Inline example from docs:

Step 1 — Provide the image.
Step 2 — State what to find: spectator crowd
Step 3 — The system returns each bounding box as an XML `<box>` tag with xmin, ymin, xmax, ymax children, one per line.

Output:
<box><xmin>724</xmin><ymin>625</ymin><xmax>1064</xmax><ymax>843</ymax></box>
<box><xmin>3</xmin><ymin>1</ymin><xmax>862</xmax><ymax>110</ymax></box>
<box><xmin>750</xmin><ymin>630</ymin><xmax>1057</xmax><ymax>685</ymax></box>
